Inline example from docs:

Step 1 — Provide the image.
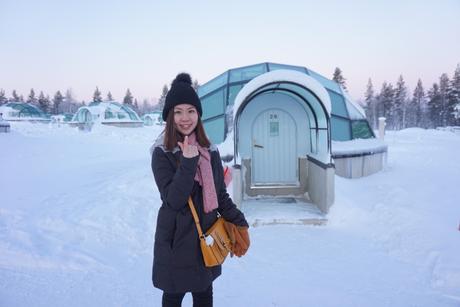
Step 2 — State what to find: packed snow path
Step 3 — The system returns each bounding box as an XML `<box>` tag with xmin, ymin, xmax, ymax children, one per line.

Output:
<box><xmin>1</xmin><ymin>123</ymin><xmax>459</xmax><ymax>306</ymax></box>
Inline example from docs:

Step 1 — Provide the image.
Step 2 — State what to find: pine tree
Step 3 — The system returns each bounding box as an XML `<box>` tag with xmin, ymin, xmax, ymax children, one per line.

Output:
<box><xmin>410</xmin><ymin>79</ymin><xmax>427</xmax><ymax>128</ymax></box>
<box><xmin>439</xmin><ymin>73</ymin><xmax>453</xmax><ymax>126</ymax></box>
<box><xmin>11</xmin><ymin>90</ymin><xmax>20</xmax><ymax>102</ymax></box>
<box><xmin>364</xmin><ymin>78</ymin><xmax>376</xmax><ymax>129</ymax></box>
<box><xmin>394</xmin><ymin>75</ymin><xmax>408</xmax><ymax>129</ymax></box>
<box><xmin>0</xmin><ymin>89</ymin><xmax>7</xmax><ymax>105</ymax></box>
<box><xmin>106</xmin><ymin>91</ymin><xmax>113</xmax><ymax>101</ymax></box>
<box><xmin>376</xmin><ymin>82</ymin><xmax>395</xmax><ymax>129</ymax></box>
<box><xmin>45</xmin><ymin>95</ymin><xmax>51</xmax><ymax>113</ymax></box>
<box><xmin>134</xmin><ymin>98</ymin><xmax>139</xmax><ymax>114</ymax></box>
<box><xmin>332</xmin><ymin>67</ymin><xmax>347</xmax><ymax>91</ymax></box>
<box><xmin>156</xmin><ymin>85</ymin><xmax>168</xmax><ymax>111</ymax></box>
<box><xmin>19</xmin><ymin>95</ymin><xmax>24</xmax><ymax>102</ymax></box>
<box><xmin>142</xmin><ymin>99</ymin><xmax>150</xmax><ymax>114</ymax></box>
<box><xmin>27</xmin><ymin>88</ymin><xmax>38</xmax><ymax>105</ymax></box>
<box><xmin>123</xmin><ymin>89</ymin><xmax>133</xmax><ymax>105</ymax></box>
<box><xmin>52</xmin><ymin>91</ymin><xmax>64</xmax><ymax>115</ymax></box>
<box><xmin>427</xmin><ymin>83</ymin><xmax>441</xmax><ymax>128</ymax></box>
<box><xmin>38</xmin><ymin>91</ymin><xmax>50</xmax><ymax>113</ymax></box>
<box><xmin>64</xmin><ymin>89</ymin><xmax>78</xmax><ymax>113</ymax></box>
<box><xmin>450</xmin><ymin>64</ymin><xmax>460</xmax><ymax>125</ymax></box>
<box><xmin>93</xmin><ymin>87</ymin><xmax>102</xmax><ymax>103</ymax></box>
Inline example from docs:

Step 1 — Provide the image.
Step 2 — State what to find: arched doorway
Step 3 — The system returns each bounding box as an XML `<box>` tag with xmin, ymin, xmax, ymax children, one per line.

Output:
<box><xmin>233</xmin><ymin>70</ymin><xmax>335</xmax><ymax>212</ymax></box>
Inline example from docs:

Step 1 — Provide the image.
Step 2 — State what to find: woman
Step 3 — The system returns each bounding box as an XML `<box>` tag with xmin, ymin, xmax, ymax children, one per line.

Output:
<box><xmin>151</xmin><ymin>73</ymin><xmax>250</xmax><ymax>307</ymax></box>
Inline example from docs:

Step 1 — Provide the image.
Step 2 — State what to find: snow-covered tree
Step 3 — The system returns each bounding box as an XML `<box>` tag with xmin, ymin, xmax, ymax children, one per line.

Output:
<box><xmin>123</xmin><ymin>89</ymin><xmax>133</xmax><ymax>106</ymax></box>
<box><xmin>0</xmin><ymin>89</ymin><xmax>7</xmax><ymax>105</ymax></box>
<box><xmin>450</xmin><ymin>64</ymin><xmax>460</xmax><ymax>124</ymax></box>
<box><xmin>332</xmin><ymin>67</ymin><xmax>347</xmax><ymax>91</ymax></box>
<box><xmin>409</xmin><ymin>79</ymin><xmax>427</xmax><ymax>128</ymax></box>
<box><xmin>11</xmin><ymin>90</ymin><xmax>20</xmax><ymax>102</ymax></box>
<box><xmin>156</xmin><ymin>85</ymin><xmax>168</xmax><ymax>111</ymax></box>
<box><xmin>93</xmin><ymin>87</ymin><xmax>102</xmax><ymax>103</ymax></box>
<box><xmin>63</xmin><ymin>88</ymin><xmax>78</xmax><ymax>113</ymax></box>
<box><xmin>376</xmin><ymin>82</ymin><xmax>395</xmax><ymax>129</ymax></box>
<box><xmin>27</xmin><ymin>88</ymin><xmax>38</xmax><ymax>105</ymax></box>
<box><xmin>427</xmin><ymin>83</ymin><xmax>441</xmax><ymax>128</ymax></box>
<box><xmin>364</xmin><ymin>78</ymin><xmax>376</xmax><ymax>129</ymax></box>
<box><xmin>38</xmin><ymin>91</ymin><xmax>49</xmax><ymax>113</ymax></box>
<box><xmin>106</xmin><ymin>91</ymin><xmax>113</xmax><ymax>101</ymax></box>
<box><xmin>141</xmin><ymin>99</ymin><xmax>151</xmax><ymax>114</ymax></box>
<box><xmin>52</xmin><ymin>91</ymin><xmax>64</xmax><ymax>115</ymax></box>
<box><xmin>393</xmin><ymin>75</ymin><xmax>408</xmax><ymax>129</ymax></box>
<box><xmin>134</xmin><ymin>98</ymin><xmax>140</xmax><ymax>114</ymax></box>
<box><xmin>38</xmin><ymin>91</ymin><xmax>50</xmax><ymax>113</ymax></box>
<box><xmin>439</xmin><ymin>73</ymin><xmax>454</xmax><ymax>126</ymax></box>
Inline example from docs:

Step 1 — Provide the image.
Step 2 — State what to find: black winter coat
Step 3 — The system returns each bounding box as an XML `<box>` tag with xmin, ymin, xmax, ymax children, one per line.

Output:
<box><xmin>151</xmin><ymin>141</ymin><xmax>248</xmax><ymax>293</ymax></box>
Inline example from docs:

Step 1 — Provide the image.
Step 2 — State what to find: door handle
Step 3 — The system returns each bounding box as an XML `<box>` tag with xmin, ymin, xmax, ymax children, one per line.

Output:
<box><xmin>253</xmin><ymin>139</ymin><xmax>263</xmax><ymax>148</ymax></box>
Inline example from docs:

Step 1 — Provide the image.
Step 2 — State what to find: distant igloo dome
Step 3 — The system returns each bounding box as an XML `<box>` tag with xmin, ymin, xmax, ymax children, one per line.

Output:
<box><xmin>0</xmin><ymin>102</ymin><xmax>50</xmax><ymax>122</ymax></box>
<box><xmin>142</xmin><ymin>112</ymin><xmax>163</xmax><ymax>126</ymax></box>
<box><xmin>69</xmin><ymin>101</ymin><xmax>143</xmax><ymax>128</ymax></box>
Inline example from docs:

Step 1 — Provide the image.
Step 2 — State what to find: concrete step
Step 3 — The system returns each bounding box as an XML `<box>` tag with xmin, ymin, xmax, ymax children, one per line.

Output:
<box><xmin>240</xmin><ymin>197</ymin><xmax>327</xmax><ymax>227</ymax></box>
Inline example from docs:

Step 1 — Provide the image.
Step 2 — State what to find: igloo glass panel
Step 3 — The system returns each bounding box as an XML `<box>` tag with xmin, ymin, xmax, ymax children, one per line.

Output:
<box><xmin>203</xmin><ymin>116</ymin><xmax>225</xmax><ymax>144</ymax></box>
<box><xmin>328</xmin><ymin>90</ymin><xmax>348</xmax><ymax>118</ymax></box>
<box><xmin>331</xmin><ymin>116</ymin><xmax>351</xmax><ymax>141</ymax></box>
<box><xmin>228</xmin><ymin>84</ymin><xmax>245</xmax><ymax>105</ymax></box>
<box><xmin>268</xmin><ymin>63</ymin><xmax>307</xmax><ymax>73</ymax></box>
<box><xmin>201</xmin><ymin>88</ymin><xmax>226</xmax><ymax>120</ymax></box>
<box><xmin>345</xmin><ymin>99</ymin><xmax>366</xmax><ymax>120</ymax></box>
<box><xmin>307</xmin><ymin>69</ymin><xmax>342</xmax><ymax>93</ymax></box>
<box><xmin>198</xmin><ymin>72</ymin><xmax>227</xmax><ymax>97</ymax></box>
<box><xmin>229</xmin><ymin>64</ymin><xmax>267</xmax><ymax>83</ymax></box>
<box><xmin>352</xmin><ymin>120</ymin><xmax>374</xmax><ymax>139</ymax></box>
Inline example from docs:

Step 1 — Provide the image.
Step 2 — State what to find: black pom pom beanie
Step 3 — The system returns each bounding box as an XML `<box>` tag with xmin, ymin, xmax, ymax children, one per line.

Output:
<box><xmin>162</xmin><ymin>73</ymin><xmax>202</xmax><ymax>121</ymax></box>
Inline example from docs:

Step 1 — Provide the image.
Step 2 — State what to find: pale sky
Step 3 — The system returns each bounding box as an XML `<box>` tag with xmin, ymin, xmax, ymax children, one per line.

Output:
<box><xmin>1</xmin><ymin>0</ymin><xmax>459</xmax><ymax>103</ymax></box>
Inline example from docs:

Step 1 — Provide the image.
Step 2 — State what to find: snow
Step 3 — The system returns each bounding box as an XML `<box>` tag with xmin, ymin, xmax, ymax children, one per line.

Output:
<box><xmin>1</xmin><ymin>123</ymin><xmax>460</xmax><ymax>306</ymax></box>
<box><xmin>332</xmin><ymin>138</ymin><xmax>388</xmax><ymax>156</ymax></box>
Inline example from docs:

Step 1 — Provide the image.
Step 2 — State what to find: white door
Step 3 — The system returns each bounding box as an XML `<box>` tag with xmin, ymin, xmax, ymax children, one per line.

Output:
<box><xmin>252</xmin><ymin>108</ymin><xmax>298</xmax><ymax>185</ymax></box>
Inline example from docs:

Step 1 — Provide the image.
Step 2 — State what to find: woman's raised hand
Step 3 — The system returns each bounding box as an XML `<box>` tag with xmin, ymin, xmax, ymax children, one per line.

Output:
<box><xmin>178</xmin><ymin>135</ymin><xmax>199</xmax><ymax>158</ymax></box>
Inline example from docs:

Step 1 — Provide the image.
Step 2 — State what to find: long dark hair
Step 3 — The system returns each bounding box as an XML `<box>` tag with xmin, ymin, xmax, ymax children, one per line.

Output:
<box><xmin>163</xmin><ymin>109</ymin><xmax>211</xmax><ymax>151</ymax></box>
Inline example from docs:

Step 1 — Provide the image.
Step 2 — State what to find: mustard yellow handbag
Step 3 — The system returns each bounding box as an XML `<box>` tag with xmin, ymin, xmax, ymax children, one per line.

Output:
<box><xmin>188</xmin><ymin>197</ymin><xmax>232</xmax><ymax>267</ymax></box>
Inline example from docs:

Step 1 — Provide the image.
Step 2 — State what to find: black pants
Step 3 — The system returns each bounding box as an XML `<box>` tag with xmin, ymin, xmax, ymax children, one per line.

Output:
<box><xmin>162</xmin><ymin>284</ymin><xmax>213</xmax><ymax>307</ymax></box>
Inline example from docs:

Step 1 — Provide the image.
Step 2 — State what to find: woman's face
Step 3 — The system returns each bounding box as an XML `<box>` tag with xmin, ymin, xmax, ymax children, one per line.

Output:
<box><xmin>173</xmin><ymin>104</ymin><xmax>198</xmax><ymax>136</ymax></box>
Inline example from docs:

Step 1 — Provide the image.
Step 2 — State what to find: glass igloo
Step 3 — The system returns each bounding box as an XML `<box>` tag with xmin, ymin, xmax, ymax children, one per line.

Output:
<box><xmin>0</xmin><ymin>102</ymin><xmax>50</xmax><ymax>122</ymax></box>
<box><xmin>69</xmin><ymin>101</ymin><xmax>143</xmax><ymax>128</ymax></box>
<box><xmin>197</xmin><ymin>62</ymin><xmax>374</xmax><ymax>144</ymax></box>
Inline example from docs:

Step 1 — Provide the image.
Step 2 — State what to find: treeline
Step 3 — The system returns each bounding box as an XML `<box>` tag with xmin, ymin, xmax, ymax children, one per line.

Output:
<box><xmin>0</xmin><ymin>87</ymin><xmax>159</xmax><ymax>116</ymax></box>
<box><xmin>0</xmin><ymin>79</ymin><xmax>200</xmax><ymax>117</ymax></box>
<box><xmin>334</xmin><ymin>65</ymin><xmax>460</xmax><ymax>130</ymax></box>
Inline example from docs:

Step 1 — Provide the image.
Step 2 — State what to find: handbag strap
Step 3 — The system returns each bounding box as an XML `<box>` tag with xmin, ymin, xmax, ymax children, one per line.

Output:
<box><xmin>188</xmin><ymin>197</ymin><xmax>206</xmax><ymax>240</ymax></box>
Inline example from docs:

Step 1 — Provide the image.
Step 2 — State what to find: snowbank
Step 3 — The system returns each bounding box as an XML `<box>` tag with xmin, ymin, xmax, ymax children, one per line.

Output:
<box><xmin>1</xmin><ymin>123</ymin><xmax>459</xmax><ymax>306</ymax></box>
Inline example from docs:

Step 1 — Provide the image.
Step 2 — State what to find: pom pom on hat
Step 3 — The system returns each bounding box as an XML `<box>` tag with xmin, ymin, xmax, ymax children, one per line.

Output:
<box><xmin>173</xmin><ymin>73</ymin><xmax>192</xmax><ymax>85</ymax></box>
<box><xmin>162</xmin><ymin>72</ymin><xmax>202</xmax><ymax>121</ymax></box>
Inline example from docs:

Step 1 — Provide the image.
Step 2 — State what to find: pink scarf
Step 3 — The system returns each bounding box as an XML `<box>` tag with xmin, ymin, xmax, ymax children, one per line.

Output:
<box><xmin>187</xmin><ymin>133</ymin><xmax>218</xmax><ymax>213</ymax></box>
